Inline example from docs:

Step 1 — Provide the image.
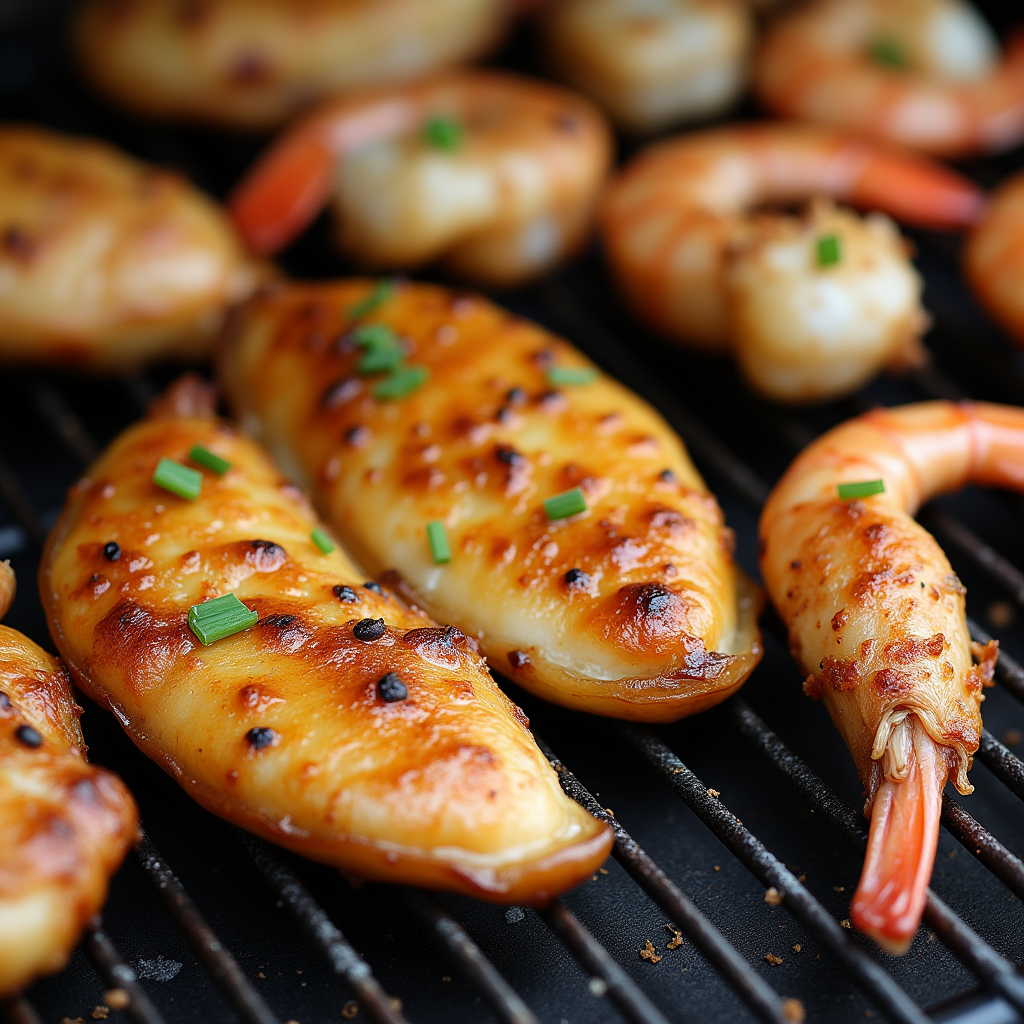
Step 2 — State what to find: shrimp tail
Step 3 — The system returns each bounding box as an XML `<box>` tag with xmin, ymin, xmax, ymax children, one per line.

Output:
<box><xmin>851</xmin><ymin>717</ymin><xmax>947</xmax><ymax>954</ymax></box>
<box><xmin>852</xmin><ymin>151</ymin><xmax>986</xmax><ymax>231</ymax></box>
<box><xmin>229</xmin><ymin>130</ymin><xmax>335</xmax><ymax>255</ymax></box>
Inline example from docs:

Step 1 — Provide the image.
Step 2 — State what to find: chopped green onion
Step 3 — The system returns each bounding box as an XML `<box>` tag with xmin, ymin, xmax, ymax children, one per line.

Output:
<box><xmin>373</xmin><ymin>365</ymin><xmax>430</xmax><ymax>400</ymax></box>
<box><xmin>816</xmin><ymin>234</ymin><xmax>841</xmax><ymax>267</ymax></box>
<box><xmin>424</xmin><ymin>115</ymin><xmax>463</xmax><ymax>151</ymax></box>
<box><xmin>357</xmin><ymin>344</ymin><xmax>404</xmax><ymax>375</ymax></box>
<box><xmin>188</xmin><ymin>593</ymin><xmax>258</xmax><ymax>645</ymax></box>
<box><xmin>153</xmin><ymin>457</ymin><xmax>202</xmax><ymax>501</ymax></box>
<box><xmin>351</xmin><ymin>323</ymin><xmax>399</xmax><ymax>349</ymax></box>
<box><xmin>869</xmin><ymin>37</ymin><xmax>908</xmax><ymax>69</ymax></box>
<box><xmin>189</xmin><ymin>445</ymin><xmax>231</xmax><ymax>476</ymax></box>
<box><xmin>311</xmin><ymin>527</ymin><xmax>335</xmax><ymax>554</ymax></box>
<box><xmin>837</xmin><ymin>479</ymin><xmax>886</xmax><ymax>500</ymax></box>
<box><xmin>544</xmin><ymin>487</ymin><xmax>588</xmax><ymax>521</ymax></box>
<box><xmin>546</xmin><ymin>366</ymin><xmax>598</xmax><ymax>387</ymax></box>
<box><xmin>426</xmin><ymin>520</ymin><xmax>451</xmax><ymax>564</ymax></box>
<box><xmin>348</xmin><ymin>279</ymin><xmax>395</xmax><ymax>319</ymax></box>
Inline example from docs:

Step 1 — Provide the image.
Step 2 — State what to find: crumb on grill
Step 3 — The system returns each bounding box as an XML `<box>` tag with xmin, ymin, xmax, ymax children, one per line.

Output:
<box><xmin>765</xmin><ymin>886</ymin><xmax>783</xmax><ymax>907</ymax></box>
<box><xmin>640</xmin><ymin>939</ymin><xmax>662</xmax><ymax>963</ymax></box>
<box><xmin>765</xmin><ymin>953</ymin><xmax>783</xmax><ymax>966</ymax></box>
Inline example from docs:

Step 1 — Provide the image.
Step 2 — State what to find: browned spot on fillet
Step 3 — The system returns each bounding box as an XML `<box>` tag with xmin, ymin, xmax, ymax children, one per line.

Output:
<box><xmin>872</xmin><ymin>668</ymin><xmax>914</xmax><ymax>697</ymax></box>
<box><xmin>819</xmin><ymin>656</ymin><xmax>861</xmax><ymax>693</ymax></box>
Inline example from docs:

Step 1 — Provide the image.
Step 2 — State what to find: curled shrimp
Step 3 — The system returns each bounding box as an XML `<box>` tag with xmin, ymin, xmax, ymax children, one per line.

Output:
<box><xmin>758</xmin><ymin>401</ymin><xmax>1022</xmax><ymax>951</ymax></box>
<box><xmin>599</xmin><ymin>124</ymin><xmax>984</xmax><ymax>403</ymax></box>
<box><xmin>539</xmin><ymin>0</ymin><xmax>753</xmax><ymax>134</ymax></box>
<box><xmin>75</xmin><ymin>0</ymin><xmax>514</xmax><ymax>129</ymax></box>
<box><xmin>754</xmin><ymin>0</ymin><xmax>1024</xmax><ymax>157</ymax></box>
<box><xmin>229</xmin><ymin>71</ymin><xmax>612</xmax><ymax>288</ymax></box>
<box><xmin>964</xmin><ymin>170</ymin><xmax>1024</xmax><ymax>346</ymax></box>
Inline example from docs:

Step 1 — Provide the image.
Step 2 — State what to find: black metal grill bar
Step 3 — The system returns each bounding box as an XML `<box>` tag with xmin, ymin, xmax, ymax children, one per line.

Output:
<box><xmin>1</xmin><ymin>998</ymin><xmax>44</xmax><ymax>1024</ymax></box>
<box><xmin>535</xmin><ymin>736</ymin><xmax>793</xmax><ymax>1024</ymax></box>
<box><xmin>0</xmin><ymin>454</ymin><xmax>45</xmax><ymax>549</ymax></box>
<box><xmin>621</xmin><ymin>725</ymin><xmax>932</xmax><ymax>1024</ymax></box>
<box><xmin>977</xmin><ymin>730</ymin><xmax>1024</xmax><ymax>801</ymax></box>
<box><xmin>729</xmin><ymin>699</ymin><xmax>1024</xmax><ymax>1015</ymax></box>
<box><xmin>402</xmin><ymin>891</ymin><xmax>541</xmax><ymax>1024</ymax></box>
<box><xmin>238</xmin><ymin>833</ymin><xmax>411</xmax><ymax>1024</ymax></box>
<box><xmin>537</xmin><ymin>899</ymin><xmax>672</xmax><ymax>1024</ymax></box>
<box><xmin>940</xmin><ymin>797</ymin><xmax>1024</xmax><ymax>902</ymax></box>
<box><xmin>134</xmin><ymin>832</ymin><xmax>280</xmax><ymax>1024</ymax></box>
<box><xmin>82</xmin><ymin>921</ymin><xmax>168</xmax><ymax>1024</ymax></box>
<box><xmin>30</xmin><ymin>381</ymin><xmax>98</xmax><ymax>464</ymax></box>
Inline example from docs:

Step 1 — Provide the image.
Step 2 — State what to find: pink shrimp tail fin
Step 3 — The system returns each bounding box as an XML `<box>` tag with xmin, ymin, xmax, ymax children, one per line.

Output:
<box><xmin>851</xmin><ymin>719</ymin><xmax>947</xmax><ymax>954</ymax></box>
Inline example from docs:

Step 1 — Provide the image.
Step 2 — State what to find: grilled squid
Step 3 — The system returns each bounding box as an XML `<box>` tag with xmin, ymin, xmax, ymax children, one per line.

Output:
<box><xmin>220</xmin><ymin>280</ymin><xmax>762</xmax><ymax>721</ymax></box>
<box><xmin>0</xmin><ymin>561</ymin><xmax>138</xmax><ymax>997</ymax></box>
<box><xmin>41</xmin><ymin>379</ymin><xmax>611</xmax><ymax>902</ymax></box>
<box><xmin>757</xmin><ymin>401</ymin><xmax>1020</xmax><ymax>952</ymax></box>
<box><xmin>229</xmin><ymin>71</ymin><xmax>612</xmax><ymax>287</ymax></box>
<box><xmin>75</xmin><ymin>0</ymin><xmax>513</xmax><ymax>130</ymax></box>
<box><xmin>0</xmin><ymin>126</ymin><xmax>256</xmax><ymax>369</ymax></box>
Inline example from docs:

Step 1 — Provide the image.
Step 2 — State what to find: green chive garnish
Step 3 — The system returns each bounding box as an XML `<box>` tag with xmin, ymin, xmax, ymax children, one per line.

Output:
<box><xmin>869</xmin><ymin>37</ymin><xmax>907</xmax><ymax>69</ymax></box>
<box><xmin>424</xmin><ymin>115</ymin><xmax>463</xmax><ymax>150</ymax></box>
<box><xmin>352</xmin><ymin>323</ymin><xmax>398</xmax><ymax>349</ymax></box>
<box><xmin>837</xmin><ymin>479</ymin><xmax>886</xmax><ymax>500</ymax></box>
<box><xmin>357</xmin><ymin>344</ymin><xmax>404</xmax><ymax>375</ymax></box>
<box><xmin>426</xmin><ymin>520</ymin><xmax>451</xmax><ymax>564</ymax></box>
<box><xmin>546</xmin><ymin>366</ymin><xmax>598</xmax><ymax>387</ymax></box>
<box><xmin>189</xmin><ymin>445</ymin><xmax>231</xmax><ymax>476</ymax></box>
<box><xmin>817</xmin><ymin>234</ymin><xmax>841</xmax><ymax>267</ymax></box>
<box><xmin>153</xmin><ymin>458</ymin><xmax>202</xmax><ymax>501</ymax></box>
<box><xmin>311</xmin><ymin>527</ymin><xmax>335</xmax><ymax>554</ymax></box>
<box><xmin>188</xmin><ymin>593</ymin><xmax>258</xmax><ymax>646</ymax></box>
<box><xmin>544</xmin><ymin>487</ymin><xmax>588</xmax><ymax>521</ymax></box>
<box><xmin>348</xmin><ymin>279</ymin><xmax>395</xmax><ymax>319</ymax></box>
<box><xmin>373</xmin><ymin>365</ymin><xmax>429</xmax><ymax>400</ymax></box>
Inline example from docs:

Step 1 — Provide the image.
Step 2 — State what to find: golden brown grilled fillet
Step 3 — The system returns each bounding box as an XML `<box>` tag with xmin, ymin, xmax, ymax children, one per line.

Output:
<box><xmin>220</xmin><ymin>280</ymin><xmax>762</xmax><ymax>721</ymax></box>
<box><xmin>0</xmin><ymin>562</ymin><xmax>138</xmax><ymax>996</ymax></box>
<box><xmin>0</xmin><ymin>126</ymin><xmax>256</xmax><ymax>368</ymax></box>
<box><xmin>40</xmin><ymin>381</ymin><xmax>611</xmax><ymax>902</ymax></box>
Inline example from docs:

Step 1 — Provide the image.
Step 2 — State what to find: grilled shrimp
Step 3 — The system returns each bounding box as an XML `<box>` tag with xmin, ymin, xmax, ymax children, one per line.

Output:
<box><xmin>540</xmin><ymin>0</ymin><xmax>753</xmax><ymax>134</ymax></box>
<box><xmin>600</xmin><ymin>124</ymin><xmax>985</xmax><ymax>403</ymax></box>
<box><xmin>220</xmin><ymin>281</ymin><xmax>762</xmax><ymax>722</ymax></box>
<box><xmin>758</xmin><ymin>401</ymin><xmax>1024</xmax><ymax>952</ymax></box>
<box><xmin>0</xmin><ymin>126</ymin><xmax>256</xmax><ymax>369</ymax></box>
<box><xmin>75</xmin><ymin>0</ymin><xmax>513</xmax><ymax>130</ymax></box>
<box><xmin>41</xmin><ymin>378</ymin><xmax>611</xmax><ymax>902</ymax></box>
<box><xmin>964</xmin><ymin>170</ymin><xmax>1024</xmax><ymax>347</ymax></box>
<box><xmin>229</xmin><ymin>71</ymin><xmax>612</xmax><ymax>287</ymax></box>
<box><xmin>754</xmin><ymin>0</ymin><xmax>1024</xmax><ymax>157</ymax></box>
<box><xmin>0</xmin><ymin>561</ymin><xmax>138</xmax><ymax>996</ymax></box>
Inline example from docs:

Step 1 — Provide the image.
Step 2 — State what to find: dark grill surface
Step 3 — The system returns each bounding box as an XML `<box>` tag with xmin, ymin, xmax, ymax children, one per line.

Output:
<box><xmin>4</xmin><ymin>4</ymin><xmax>1024</xmax><ymax>1023</ymax></box>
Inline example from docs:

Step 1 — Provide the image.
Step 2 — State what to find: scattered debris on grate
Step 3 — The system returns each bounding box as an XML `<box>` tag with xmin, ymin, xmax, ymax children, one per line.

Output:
<box><xmin>781</xmin><ymin>997</ymin><xmax>806</xmax><ymax>1022</ymax></box>
<box><xmin>793</xmin><ymin>944</ymin><xmax>802</xmax><ymax>953</ymax></box>
<box><xmin>1005</xmin><ymin>728</ymin><xmax>1023</xmax><ymax>747</ymax></box>
<box><xmin>666</xmin><ymin>924</ymin><xmax>683</xmax><ymax>949</ymax></box>
<box><xmin>103</xmin><ymin>989</ymin><xmax>128</xmax><ymax>1011</ymax></box>
<box><xmin>765</xmin><ymin>953</ymin><xmax>783</xmax><ymax>966</ymax></box>
<box><xmin>341</xmin><ymin>1001</ymin><xmax>359</xmax><ymax>1019</ymax></box>
<box><xmin>505</xmin><ymin>906</ymin><xmax>525</xmax><ymax>924</ymax></box>
<box><xmin>987</xmin><ymin>601</ymin><xmax>1014</xmax><ymax>629</ymax></box>
<box><xmin>136</xmin><ymin>956</ymin><xmax>183</xmax><ymax>981</ymax></box>
<box><xmin>765</xmin><ymin>886</ymin><xmax>783</xmax><ymax>906</ymax></box>
<box><xmin>589</xmin><ymin>977</ymin><xmax>608</xmax><ymax>996</ymax></box>
<box><xmin>640</xmin><ymin>939</ymin><xmax>662</xmax><ymax>963</ymax></box>
<box><xmin>90</xmin><ymin>1008</ymin><xmax>109</xmax><ymax>1021</ymax></box>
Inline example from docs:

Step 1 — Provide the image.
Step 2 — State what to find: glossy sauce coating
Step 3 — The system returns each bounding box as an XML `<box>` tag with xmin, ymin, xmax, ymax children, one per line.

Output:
<box><xmin>0</xmin><ymin>126</ymin><xmax>256</xmax><ymax>368</ymax></box>
<box><xmin>0</xmin><ymin>563</ymin><xmax>138</xmax><ymax>996</ymax></box>
<box><xmin>221</xmin><ymin>280</ymin><xmax>761</xmax><ymax>720</ymax></box>
<box><xmin>41</xmin><ymin>394</ymin><xmax>610</xmax><ymax>901</ymax></box>
<box><xmin>76</xmin><ymin>0</ymin><xmax>511</xmax><ymax>129</ymax></box>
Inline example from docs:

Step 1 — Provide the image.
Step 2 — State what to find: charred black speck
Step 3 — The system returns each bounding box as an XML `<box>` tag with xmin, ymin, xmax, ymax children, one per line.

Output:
<box><xmin>508</xmin><ymin>650</ymin><xmax>531</xmax><ymax>671</ymax></box>
<box><xmin>639</xmin><ymin>584</ymin><xmax>673</xmax><ymax>615</ymax></box>
<box><xmin>533</xmin><ymin>349</ymin><xmax>555</xmax><ymax>368</ymax></box>
<box><xmin>334</xmin><ymin>585</ymin><xmax>358</xmax><ymax>603</ymax></box>
<box><xmin>345</xmin><ymin>425</ymin><xmax>371</xmax><ymax>447</ymax></box>
<box><xmin>103</xmin><ymin>541</ymin><xmax>121</xmax><ymax>562</ymax></box>
<box><xmin>0</xmin><ymin>692</ymin><xmax>10</xmax><ymax>711</ymax></box>
<box><xmin>246</xmin><ymin>727</ymin><xmax>277</xmax><ymax>750</ymax></box>
<box><xmin>15</xmin><ymin>724</ymin><xmax>42</xmax><ymax>748</ymax></box>
<box><xmin>658</xmin><ymin>469</ymin><xmax>676</xmax><ymax>484</ymax></box>
<box><xmin>363</xmin><ymin>581</ymin><xmax>384</xmax><ymax>595</ymax></box>
<box><xmin>538</xmin><ymin>390</ymin><xmax>567</xmax><ymax>413</ymax></box>
<box><xmin>322</xmin><ymin>378</ymin><xmax>362</xmax><ymax>410</ymax></box>
<box><xmin>2</xmin><ymin>227</ymin><xmax>33</xmax><ymax>259</ymax></box>
<box><xmin>354</xmin><ymin>617</ymin><xmax>387</xmax><ymax>642</ymax></box>
<box><xmin>496</xmin><ymin>445</ymin><xmax>524</xmax><ymax>467</ymax></box>
<box><xmin>377</xmin><ymin>672</ymin><xmax>408</xmax><ymax>703</ymax></box>
<box><xmin>262</xmin><ymin>614</ymin><xmax>296</xmax><ymax>628</ymax></box>
<box><xmin>505</xmin><ymin>386</ymin><xmax>527</xmax><ymax>407</ymax></box>
<box><xmin>565</xmin><ymin>568</ymin><xmax>591</xmax><ymax>589</ymax></box>
<box><xmin>556</xmin><ymin>111</ymin><xmax>580</xmax><ymax>133</ymax></box>
<box><xmin>495</xmin><ymin>406</ymin><xmax>515</xmax><ymax>424</ymax></box>
<box><xmin>251</xmin><ymin>540</ymin><xmax>284</xmax><ymax>557</ymax></box>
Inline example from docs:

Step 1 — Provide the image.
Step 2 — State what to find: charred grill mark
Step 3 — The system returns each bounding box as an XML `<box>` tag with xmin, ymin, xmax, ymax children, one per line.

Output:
<box><xmin>353</xmin><ymin>617</ymin><xmax>386</xmax><ymax>642</ymax></box>
<box><xmin>377</xmin><ymin>673</ymin><xmax>408</xmax><ymax>703</ymax></box>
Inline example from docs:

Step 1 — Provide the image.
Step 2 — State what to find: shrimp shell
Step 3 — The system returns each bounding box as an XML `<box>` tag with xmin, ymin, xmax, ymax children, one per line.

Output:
<box><xmin>754</xmin><ymin>0</ymin><xmax>1024</xmax><ymax>157</ymax></box>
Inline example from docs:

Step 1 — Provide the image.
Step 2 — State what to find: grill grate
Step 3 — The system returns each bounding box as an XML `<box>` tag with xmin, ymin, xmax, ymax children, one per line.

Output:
<box><xmin>4</xmin><ymin>3</ymin><xmax>1024</xmax><ymax>1023</ymax></box>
